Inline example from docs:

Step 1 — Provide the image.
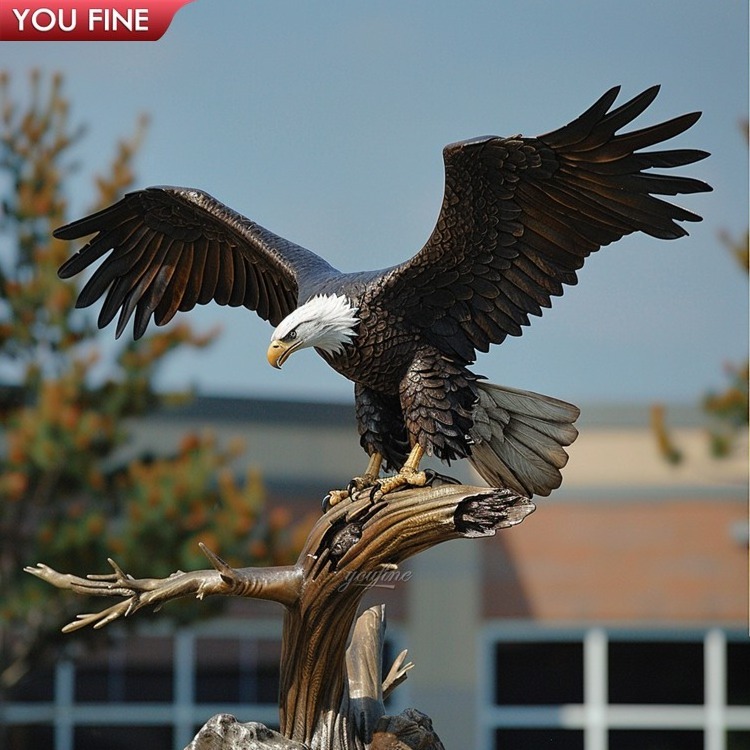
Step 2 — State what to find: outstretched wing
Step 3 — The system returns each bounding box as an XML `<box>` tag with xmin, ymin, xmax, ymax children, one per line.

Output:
<box><xmin>56</xmin><ymin>186</ymin><xmax>338</xmax><ymax>338</ymax></box>
<box><xmin>375</xmin><ymin>86</ymin><xmax>712</xmax><ymax>363</ymax></box>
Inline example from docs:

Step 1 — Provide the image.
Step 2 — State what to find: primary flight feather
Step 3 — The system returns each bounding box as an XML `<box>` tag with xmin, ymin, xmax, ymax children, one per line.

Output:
<box><xmin>56</xmin><ymin>86</ymin><xmax>711</xmax><ymax>500</ymax></box>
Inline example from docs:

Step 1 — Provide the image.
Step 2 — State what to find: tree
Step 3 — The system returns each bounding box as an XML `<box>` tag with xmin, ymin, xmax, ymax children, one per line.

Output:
<box><xmin>0</xmin><ymin>70</ymin><xmax>310</xmax><ymax>696</ymax></box>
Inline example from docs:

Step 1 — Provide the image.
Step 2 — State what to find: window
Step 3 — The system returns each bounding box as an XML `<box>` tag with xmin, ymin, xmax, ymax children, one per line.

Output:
<box><xmin>75</xmin><ymin>636</ymin><xmax>174</xmax><ymax>703</ymax></box>
<box><xmin>5</xmin><ymin>666</ymin><xmax>54</xmax><ymax>702</ymax></box>
<box><xmin>194</xmin><ymin>636</ymin><xmax>280</xmax><ymax>704</ymax></box>
<box><xmin>73</xmin><ymin>725</ymin><xmax>174</xmax><ymax>750</ymax></box>
<box><xmin>496</xmin><ymin>728</ymin><xmax>584</xmax><ymax>749</ymax></box>
<box><xmin>608</xmin><ymin>729</ymin><xmax>703</xmax><ymax>750</ymax></box>
<box><xmin>727</xmin><ymin>730</ymin><xmax>750</xmax><ymax>750</ymax></box>
<box><xmin>608</xmin><ymin>641</ymin><xmax>703</xmax><ymax>704</ymax></box>
<box><xmin>483</xmin><ymin>626</ymin><xmax>750</xmax><ymax>750</ymax></box>
<box><xmin>4</xmin><ymin>725</ymin><xmax>55</xmax><ymax>750</ymax></box>
<box><xmin>727</xmin><ymin>641</ymin><xmax>750</xmax><ymax>706</ymax></box>
<box><xmin>494</xmin><ymin>641</ymin><xmax>583</xmax><ymax>705</ymax></box>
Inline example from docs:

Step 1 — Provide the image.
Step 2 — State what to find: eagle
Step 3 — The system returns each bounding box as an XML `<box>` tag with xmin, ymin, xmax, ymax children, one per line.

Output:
<box><xmin>55</xmin><ymin>86</ymin><xmax>711</xmax><ymax>502</ymax></box>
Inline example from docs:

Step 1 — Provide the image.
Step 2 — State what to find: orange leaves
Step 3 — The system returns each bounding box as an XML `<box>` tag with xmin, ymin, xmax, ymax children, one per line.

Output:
<box><xmin>5</xmin><ymin>377</ymin><xmax>117</xmax><ymax>477</ymax></box>
<box><xmin>0</xmin><ymin>471</ymin><xmax>27</xmax><ymax>502</ymax></box>
<box><xmin>85</xmin><ymin>514</ymin><xmax>105</xmax><ymax>537</ymax></box>
<box><xmin>179</xmin><ymin>432</ymin><xmax>202</xmax><ymax>453</ymax></box>
<box><xmin>45</xmin><ymin>283</ymin><xmax>75</xmax><ymax>317</ymax></box>
<box><xmin>269</xmin><ymin>506</ymin><xmax>292</xmax><ymax>531</ymax></box>
<box><xmin>111</xmin><ymin>430</ymin><xmax>306</xmax><ymax>576</ymax></box>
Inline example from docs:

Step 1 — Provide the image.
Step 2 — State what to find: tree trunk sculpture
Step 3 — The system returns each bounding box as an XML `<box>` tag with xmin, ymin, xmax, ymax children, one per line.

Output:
<box><xmin>26</xmin><ymin>482</ymin><xmax>534</xmax><ymax>749</ymax></box>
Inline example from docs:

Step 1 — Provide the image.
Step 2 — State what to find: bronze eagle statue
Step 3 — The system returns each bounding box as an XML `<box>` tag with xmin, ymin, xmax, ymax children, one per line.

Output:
<box><xmin>55</xmin><ymin>86</ymin><xmax>711</xmax><ymax>502</ymax></box>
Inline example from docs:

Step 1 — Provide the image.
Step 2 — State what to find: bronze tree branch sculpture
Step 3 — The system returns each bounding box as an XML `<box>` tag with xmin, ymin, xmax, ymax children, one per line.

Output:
<box><xmin>27</xmin><ymin>482</ymin><xmax>534</xmax><ymax>749</ymax></box>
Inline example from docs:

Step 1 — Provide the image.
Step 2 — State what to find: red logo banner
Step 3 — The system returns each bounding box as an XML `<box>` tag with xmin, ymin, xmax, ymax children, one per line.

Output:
<box><xmin>0</xmin><ymin>0</ymin><xmax>195</xmax><ymax>41</ymax></box>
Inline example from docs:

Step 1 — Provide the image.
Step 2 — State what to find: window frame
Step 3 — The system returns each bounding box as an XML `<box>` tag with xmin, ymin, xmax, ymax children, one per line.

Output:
<box><xmin>480</xmin><ymin>623</ymin><xmax>750</xmax><ymax>750</ymax></box>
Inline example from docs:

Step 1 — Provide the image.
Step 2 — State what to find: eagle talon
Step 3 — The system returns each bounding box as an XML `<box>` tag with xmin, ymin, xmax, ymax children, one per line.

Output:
<box><xmin>346</xmin><ymin>475</ymin><xmax>378</xmax><ymax>497</ymax></box>
<box><xmin>322</xmin><ymin>489</ymin><xmax>352</xmax><ymax>511</ymax></box>
<box><xmin>324</xmin><ymin>452</ymin><xmax>384</xmax><ymax>509</ymax></box>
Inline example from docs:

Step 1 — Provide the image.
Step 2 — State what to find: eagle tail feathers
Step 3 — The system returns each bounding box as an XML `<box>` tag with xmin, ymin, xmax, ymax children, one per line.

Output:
<box><xmin>468</xmin><ymin>383</ymin><xmax>580</xmax><ymax>498</ymax></box>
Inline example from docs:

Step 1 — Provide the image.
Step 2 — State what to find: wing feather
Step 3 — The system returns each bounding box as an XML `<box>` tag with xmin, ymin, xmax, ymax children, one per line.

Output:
<box><xmin>114</xmin><ymin>234</ymin><xmax>169</xmax><ymax>338</ymax></box>
<box><xmin>155</xmin><ymin>244</ymin><xmax>193</xmax><ymax>326</ymax></box>
<box><xmin>229</xmin><ymin>252</ymin><xmax>247</xmax><ymax>308</ymax></box>
<box><xmin>197</xmin><ymin>236</ymin><xmax>220</xmax><ymax>305</ymax></box>
<box><xmin>56</xmin><ymin>186</ymin><xmax>338</xmax><ymax>338</ymax></box>
<box><xmin>374</xmin><ymin>86</ymin><xmax>711</xmax><ymax>359</ymax></box>
<box><xmin>76</xmin><ymin>225</ymin><xmax>152</xmax><ymax>307</ymax></box>
<box><xmin>213</xmin><ymin>241</ymin><xmax>234</xmax><ymax>306</ymax></box>
<box><xmin>141</xmin><ymin>240</ymin><xmax>179</xmax><ymax>325</ymax></box>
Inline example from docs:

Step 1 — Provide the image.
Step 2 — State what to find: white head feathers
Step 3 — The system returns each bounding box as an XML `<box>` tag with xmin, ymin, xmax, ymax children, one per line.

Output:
<box><xmin>271</xmin><ymin>294</ymin><xmax>360</xmax><ymax>357</ymax></box>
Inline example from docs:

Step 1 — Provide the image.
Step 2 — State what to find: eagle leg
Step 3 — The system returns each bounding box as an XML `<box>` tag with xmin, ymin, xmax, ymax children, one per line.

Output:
<box><xmin>324</xmin><ymin>452</ymin><xmax>384</xmax><ymax>509</ymax></box>
<box><xmin>369</xmin><ymin>444</ymin><xmax>428</xmax><ymax>499</ymax></box>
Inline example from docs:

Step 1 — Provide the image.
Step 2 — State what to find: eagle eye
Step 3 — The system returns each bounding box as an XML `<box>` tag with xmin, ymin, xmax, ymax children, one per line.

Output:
<box><xmin>286</xmin><ymin>329</ymin><xmax>297</xmax><ymax>341</ymax></box>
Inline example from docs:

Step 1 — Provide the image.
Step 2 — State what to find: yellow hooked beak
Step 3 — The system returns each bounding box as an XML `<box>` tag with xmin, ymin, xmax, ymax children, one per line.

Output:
<box><xmin>267</xmin><ymin>339</ymin><xmax>295</xmax><ymax>369</ymax></box>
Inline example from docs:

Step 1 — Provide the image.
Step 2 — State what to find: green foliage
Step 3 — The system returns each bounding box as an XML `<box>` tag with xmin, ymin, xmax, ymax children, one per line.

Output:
<box><xmin>0</xmin><ymin>71</ymin><xmax>311</xmax><ymax>692</ymax></box>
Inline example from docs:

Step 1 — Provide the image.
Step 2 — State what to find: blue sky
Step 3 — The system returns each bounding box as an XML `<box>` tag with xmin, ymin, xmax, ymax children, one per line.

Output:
<box><xmin>3</xmin><ymin>0</ymin><xmax>748</xmax><ymax>405</ymax></box>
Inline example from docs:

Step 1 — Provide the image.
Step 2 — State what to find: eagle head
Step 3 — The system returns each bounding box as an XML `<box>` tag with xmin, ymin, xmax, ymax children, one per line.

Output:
<box><xmin>267</xmin><ymin>294</ymin><xmax>359</xmax><ymax>369</ymax></box>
